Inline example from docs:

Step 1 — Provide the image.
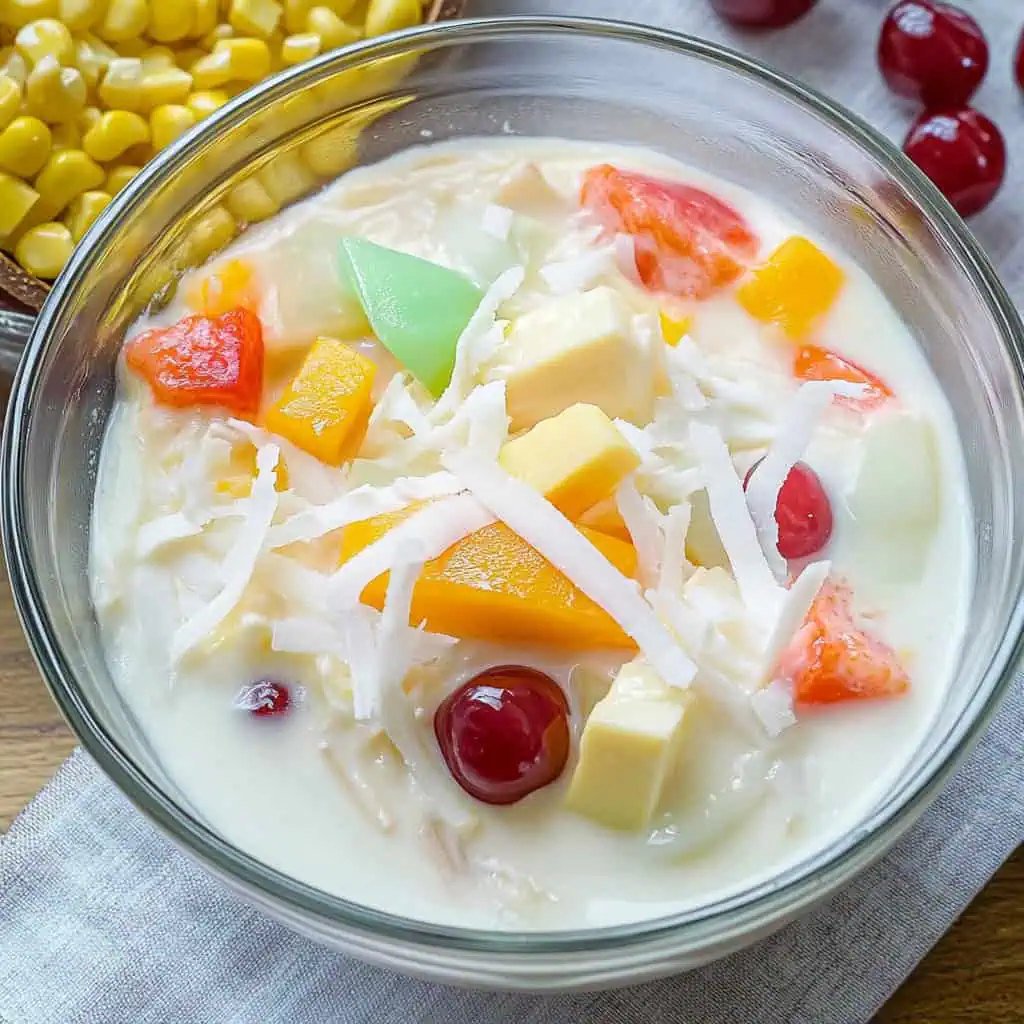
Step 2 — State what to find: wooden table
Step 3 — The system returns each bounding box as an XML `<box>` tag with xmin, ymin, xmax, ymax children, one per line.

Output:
<box><xmin>0</xmin><ymin>366</ymin><xmax>1020</xmax><ymax>1020</ymax></box>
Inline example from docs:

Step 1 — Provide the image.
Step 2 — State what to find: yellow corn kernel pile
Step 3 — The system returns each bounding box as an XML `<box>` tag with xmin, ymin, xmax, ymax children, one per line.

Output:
<box><xmin>0</xmin><ymin>0</ymin><xmax>426</xmax><ymax>280</ymax></box>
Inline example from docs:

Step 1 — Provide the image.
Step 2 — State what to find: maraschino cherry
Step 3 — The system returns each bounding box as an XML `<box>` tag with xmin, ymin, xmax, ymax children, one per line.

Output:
<box><xmin>434</xmin><ymin>666</ymin><xmax>570</xmax><ymax>806</ymax></box>
<box><xmin>903</xmin><ymin>107</ymin><xmax>1005</xmax><ymax>217</ymax></box>
<box><xmin>710</xmin><ymin>0</ymin><xmax>817</xmax><ymax>29</ymax></box>
<box><xmin>744</xmin><ymin>460</ymin><xmax>833</xmax><ymax>560</ymax></box>
<box><xmin>235</xmin><ymin>679</ymin><xmax>292</xmax><ymax>717</ymax></box>
<box><xmin>878</xmin><ymin>1</ymin><xmax>988</xmax><ymax>108</ymax></box>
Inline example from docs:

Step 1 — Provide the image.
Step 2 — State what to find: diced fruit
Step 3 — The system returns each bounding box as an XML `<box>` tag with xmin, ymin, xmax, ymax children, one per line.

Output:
<box><xmin>737</xmin><ymin>236</ymin><xmax>844</xmax><ymax>338</ymax></box>
<box><xmin>849</xmin><ymin>411</ymin><xmax>939</xmax><ymax>581</ymax></box>
<box><xmin>685</xmin><ymin>489</ymin><xmax>729</xmax><ymax>570</ymax></box>
<box><xmin>501</xmin><ymin>286</ymin><xmax>656</xmax><ymax>431</ymax></box>
<box><xmin>793</xmin><ymin>344</ymin><xmax>893</xmax><ymax>411</ymax></box>
<box><xmin>235</xmin><ymin>679</ymin><xmax>292</xmax><ymax>716</ymax></box>
<box><xmin>494</xmin><ymin>161</ymin><xmax>568</xmax><ymax>217</ymax></box>
<box><xmin>565</xmin><ymin>657</ymin><xmax>692</xmax><ymax>831</ymax></box>
<box><xmin>187</xmin><ymin>258</ymin><xmax>259</xmax><ymax>316</ymax></box>
<box><xmin>125</xmin><ymin>308</ymin><xmax>264</xmax><ymax>416</ymax></box>
<box><xmin>340</xmin><ymin>513</ymin><xmax>638</xmax><ymax>649</ymax></box>
<box><xmin>778</xmin><ymin>579</ymin><xmax>910</xmax><ymax>705</ymax></box>
<box><xmin>580</xmin><ymin>164</ymin><xmax>759</xmax><ymax>300</ymax></box>
<box><xmin>216</xmin><ymin>441</ymin><xmax>289</xmax><ymax>497</ymax></box>
<box><xmin>498</xmin><ymin>403</ymin><xmax>640</xmax><ymax>520</ymax></box>
<box><xmin>659</xmin><ymin>308</ymin><xmax>692</xmax><ymax>347</ymax></box>
<box><xmin>337</xmin><ymin>236</ymin><xmax>483</xmax><ymax>397</ymax></box>
<box><xmin>434</xmin><ymin>665</ymin><xmax>570</xmax><ymax>805</ymax></box>
<box><xmin>577</xmin><ymin>495</ymin><xmax>631</xmax><ymax>542</ymax></box>
<box><xmin>264</xmin><ymin>336</ymin><xmax>376</xmax><ymax>467</ymax></box>
<box><xmin>711</xmin><ymin>0</ymin><xmax>817</xmax><ymax>27</ymax></box>
<box><xmin>744</xmin><ymin>459</ymin><xmax>833</xmax><ymax>560</ymax></box>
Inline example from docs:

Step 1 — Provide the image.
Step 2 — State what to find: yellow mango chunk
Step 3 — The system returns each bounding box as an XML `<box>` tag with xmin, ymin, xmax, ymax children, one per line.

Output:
<box><xmin>737</xmin><ymin>235</ymin><xmax>844</xmax><ymax>339</ymax></box>
<box><xmin>216</xmin><ymin>442</ymin><xmax>290</xmax><ymax>497</ymax></box>
<box><xmin>340</xmin><ymin>513</ymin><xmax>638</xmax><ymax>650</ymax></box>
<box><xmin>264</xmin><ymin>336</ymin><xmax>375</xmax><ymax>466</ymax></box>
<box><xmin>577</xmin><ymin>494</ymin><xmax>630</xmax><ymax>542</ymax></box>
<box><xmin>658</xmin><ymin>308</ymin><xmax>692</xmax><ymax>347</ymax></box>
<box><xmin>498</xmin><ymin>403</ymin><xmax>640</xmax><ymax>521</ymax></box>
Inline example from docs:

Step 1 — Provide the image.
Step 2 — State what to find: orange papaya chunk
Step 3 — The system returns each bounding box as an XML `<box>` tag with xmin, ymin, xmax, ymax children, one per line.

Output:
<box><xmin>737</xmin><ymin>236</ymin><xmax>844</xmax><ymax>338</ymax></box>
<box><xmin>264</xmin><ymin>336</ymin><xmax>376</xmax><ymax>466</ymax></box>
<box><xmin>778</xmin><ymin>579</ymin><xmax>909</xmax><ymax>706</ymax></box>
<box><xmin>340</xmin><ymin>513</ymin><xmax>638</xmax><ymax>650</ymax></box>
<box><xmin>794</xmin><ymin>344</ymin><xmax>893</xmax><ymax>411</ymax></box>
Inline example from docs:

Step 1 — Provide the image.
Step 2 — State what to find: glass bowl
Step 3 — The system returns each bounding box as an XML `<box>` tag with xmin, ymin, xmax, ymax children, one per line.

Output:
<box><xmin>3</xmin><ymin>16</ymin><xmax>1024</xmax><ymax>992</ymax></box>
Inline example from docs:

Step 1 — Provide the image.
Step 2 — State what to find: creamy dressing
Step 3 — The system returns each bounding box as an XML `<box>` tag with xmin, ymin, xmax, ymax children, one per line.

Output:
<box><xmin>90</xmin><ymin>139</ymin><xmax>972</xmax><ymax>930</ymax></box>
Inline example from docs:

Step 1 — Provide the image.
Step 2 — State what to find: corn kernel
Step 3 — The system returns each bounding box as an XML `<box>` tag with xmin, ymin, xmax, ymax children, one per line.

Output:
<box><xmin>0</xmin><ymin>115</ymin><xmax>50</xmax><ymax>176</ymax></box>
<box><xmin>97</xmin><ymin>0</ymin><xmax>149</xmax><ymax>42</ymax></box>
<box><xmin>15</xmin><ymin>19</ymin><xmax>75</xmax><ymax>67</ymax></box>
<box><xmin>0</xmin><ymin>75</ymin><xmax>22</xmax><ymax>130</ymax></box>
<box><xmin>58</xmin><ymin>0</ymin><xmax>104</xmax><ymax>31</ymax></box>
<box><xmin>258</xmin><ymin>148</ymin><xmax>317</xmax><ymax>206</ymax></box>
<box><xmin>0</xmin><ymin>48</ymin><xmax>28</xmax><ymax>88</ymax></box>
<box><xmin>139</xmin><ymin>67</ymin><xmax>193</xmax><ymax>111</ymax></box>
<box><xmin>3</xmin><ymin>0</ymin><xmax>58</xmax><ymax>31</ymax></box>
<box><xmin>33</xmin><ymin>147</ymin><xmax>103</xmax><ymax>218</ymax></box>
<box><xmin>189</xmin><ymin>50</ymin><xmax>230</xmax><ymax>90</ymax></box>
<box><xmin>63</xmin><ymin>187</ymin><xmax>110</xmax><ymax>240</ymax></box>
<box><xmin>14</xmin><ymin>220</ymin><xmax>72</xmax><ymax>277</ymax></box>
<box><xmin>191</xmin><ymin>0</ymin><xmax>218</xmax><ymax>37</ymax></box>
<box><xmin>49</xmin><ymin>118</ymin><xmax>80</xmax><ymax>150</ymax></box>
<box><xmin>0</xmin><ymin>171</ymin><xmax>39</xmax><ymax>235</ymax></box>
<box><xmin>77</xmin><ymin>104</ymin><xmax>100</xmax><ymax>132</ymax></box>
<box><xmin>326</xmin><ymin>0</ymin><xmax>357</xmax><ymax>15</ymax></box>
<box><xmin>97</xmin><ymin>57</ymin><xmax>143</xmax><ymax>112</ymax></box>
<box><xmin>225</xmin><ymin>175</ymin><xmax>278</xmax><ymax>221</ymax></box>
<box><xmin>74</xmin><ymin>34</ymin><xmax>117</xmax><ymax>90</ymax></box>
<box><xmin>174</xmin><ymin>47</ymin><xmax>204</xmax><ymax>70</ymax></box>
<box><xmin>149</xmin><ymin>103</ymin><xmax>195</xmax><ymax>149</ymax></box>
<box><xmin>140</xmin><ymin>45</ymin><xmax>176</xmax><ymax>72</ymax></box>
<box><xmin>104</xmin><ymin>162</ymin><xmax>138</xmax><ymax>193</ymax></box>
<box><xmin>229</xmin><ymin>0</ymin><xmax>282</xmax><ymax>39</ymax></box>
<box><xmin>364</xmin><ymin>0</ymin><xmax>420</xmax><ymax>37</ymax></box>
<box><xmin>283</xmin><ymin>0</ymin><xmax>311</xmax><ymax>33</ymax></box>
<box><xmin>186</xmin><ymin>88</ymin><xmax>228</xmax><ymax>119</ymax></box>
<box><xmin>199</xmin><ymin>23</ymin><xmax>234</xmax><ymax>49</ymax></box>
<box><xmin>183</xmin><ymin>203</ymin><xmax>236</xmax><ymax>263</ymax></box>
<box><xmin>214</xmin><ymin>37</ymin><xmax>270</xmax><ymax>81</ymax></box>
<box><xmin>300</xmin><ymin>122</ymin><xmax>359</xmax><ymax>177</ymax></box>
<box><xmin>306</xmin><ymin>7</ymin><xmax>358</xmax><ymax>49</ymax></box>
<box><xmin>280</xmin><ymin>31</ymin><xmax>319</xmax><ymax>64</ymax></box>
<box><xmin>148</xmin><ymin>0</ymin><xmax>192</xmax><ymax>42</ymax></box>
<box><xmin>82</xmin><ymin>109</ymin><xmax>149</xmax><ymax>162</ymax></box>
<box><xmin>25</xmin><ymin>55</ymin><xmax>86</xmax><ymax>123</ymax></box>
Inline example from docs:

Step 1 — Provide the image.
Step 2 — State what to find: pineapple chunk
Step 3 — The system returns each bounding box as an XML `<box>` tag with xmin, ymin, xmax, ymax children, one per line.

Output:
<box><xmin>566</xmin><ymin>658</ymin><xmax>692</xmax><ymax>832</ymax></box>
<box><xmin>499</xmin><ymin>287</ymin><xmax>656</xmax><ymax>431</ymax></box>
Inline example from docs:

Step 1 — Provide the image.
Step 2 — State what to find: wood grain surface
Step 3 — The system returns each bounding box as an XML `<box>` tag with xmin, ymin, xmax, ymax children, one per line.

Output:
<box><xmin>0</xmin><ymin>367</ymin><xmax>1019</xmax><ymax>1019</ymax></box>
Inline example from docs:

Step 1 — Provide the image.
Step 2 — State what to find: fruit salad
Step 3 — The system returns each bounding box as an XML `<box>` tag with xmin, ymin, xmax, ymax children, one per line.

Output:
<box><xmin>90</xmin><ymin>139</ymin><xmax>971</xmax><ymax>929</ymax></box>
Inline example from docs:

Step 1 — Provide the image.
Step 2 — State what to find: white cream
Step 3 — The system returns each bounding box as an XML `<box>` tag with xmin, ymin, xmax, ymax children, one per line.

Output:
<box><xmin>90</xmin><ymin>139</ymin><xmax>972</xmax><ymax>930</ymax></box>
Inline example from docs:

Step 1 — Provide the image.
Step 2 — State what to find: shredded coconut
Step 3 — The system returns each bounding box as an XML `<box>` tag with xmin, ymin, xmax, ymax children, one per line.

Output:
<box><xmin>615</xmin><ymin>477</ymin><xmax>663</xmax><ymax>589</ymax></box>
<box><xmin>761</xmin><ymin>559</ymin><xmax>830</xmax><ymax>684</ymax></box>
<box><xmin>539</xmin><ymin>246</ymin><xmax>616</xmax><ymax>295</ymax></box>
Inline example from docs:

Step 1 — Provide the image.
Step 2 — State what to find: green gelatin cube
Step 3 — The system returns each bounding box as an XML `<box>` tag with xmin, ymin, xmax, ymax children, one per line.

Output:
<box><xmin>338</xmin><ymin>237</ymin><xmax>483</xmax><ymax>397</ymax></box>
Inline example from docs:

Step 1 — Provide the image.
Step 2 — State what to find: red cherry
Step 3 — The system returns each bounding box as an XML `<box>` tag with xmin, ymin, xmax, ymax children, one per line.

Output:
<box><xmin>709</xmin><ymin>0</ymin><xmax>817</xmax><ymax>28</ymax></box>
<box><xmin>434</xmin><ymin>666</ymin><xmax>570</xmax><ymax>806</ymax></box>
<box><xmin>235</xmin><ymin>680</ymin><xmax>292</xmax><ymax>717</ymax></box>
<box><xmin>1014</xmin><ymin>27</ymin><xmax>1024</xmax><ymax>92</ymax></box>
<box><xmin>744</xmin><ymin>460</ymin><xmax>833</xmax><ymax>560</ymax></box>
<box><xmin>877</xmin><ymin>2</ymin><xmax>988</xmax><ymax>107</ymax></box>
<box><xmin>903</xmin><ymin>107</ymin><xmax>1005</xmax><ymax>217</ymax></box>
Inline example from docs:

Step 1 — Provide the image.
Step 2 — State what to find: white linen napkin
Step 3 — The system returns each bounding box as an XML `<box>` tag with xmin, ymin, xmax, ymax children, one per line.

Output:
<box><xmin>2</xmin><ymin>2</ymin><xmax>1023</xmax><ymax>1021</ymax></box>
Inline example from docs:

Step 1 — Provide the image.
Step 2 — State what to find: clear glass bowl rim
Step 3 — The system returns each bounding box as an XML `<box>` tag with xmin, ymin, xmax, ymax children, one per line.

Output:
<box><xmin>4</xmin><ymin>15</ymin><xmax>1024</xmax><ymax>956</ymax></box>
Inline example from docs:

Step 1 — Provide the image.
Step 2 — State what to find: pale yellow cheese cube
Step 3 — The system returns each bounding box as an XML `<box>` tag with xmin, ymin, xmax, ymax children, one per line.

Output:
<box><xmin>566</xmin><ymin>658</ymin><xmax>692</xmax><ymax>832</ymax></box>
<box><xmin>498</xmin><ymin>402</ymin><xmax>640</xmax><ymax>521</ymax></box>
<box><xmin>500</xmin><ymin>286</ymin><xmax>656</xmax><ymax>431</ymax></box>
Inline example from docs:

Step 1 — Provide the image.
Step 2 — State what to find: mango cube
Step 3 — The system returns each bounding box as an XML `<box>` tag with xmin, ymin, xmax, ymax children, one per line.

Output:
<box><xmin>498</xmin><ymin>403</ymin><xmax>640</xmax><ymax>521</ymax></box>
<box><xmin>340</xmin><ymin>513</ymin><xmax>638</xmax><ymax>650</ymax></box>
<box><xmin>264</xmin><ymin>336</ymin><xmax>376</xmax><ymax>466</ymax></box>
<box><xmin>737</xmin><ymin>235</ymin><xmax>844</xmax><ymax>339</ymax></box>
<box><xmin>501</xmin><ymin>286</ymin><xmax>656</xmax><ymax>431</ymax></box>
<box><xmin>566</xmin><ymin>658</ymin><xmax>693</xmax><ymax>831</ymax></box>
